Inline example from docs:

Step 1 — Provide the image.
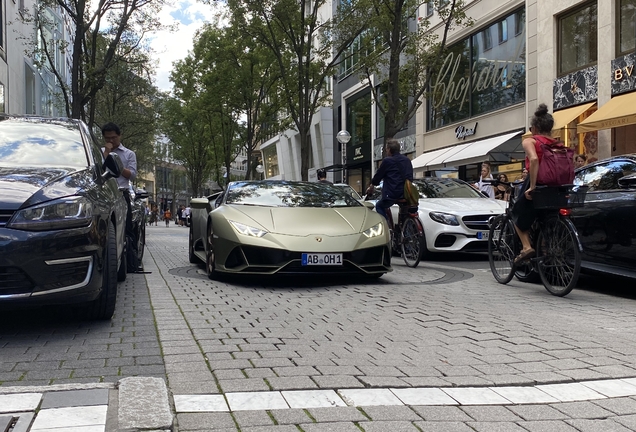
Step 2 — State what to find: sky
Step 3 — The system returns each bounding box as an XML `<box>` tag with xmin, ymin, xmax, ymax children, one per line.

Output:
<box><xmin>149</xmin><ymin>0</ymin><xmax>225</xmax><ymax>92</ymax></box>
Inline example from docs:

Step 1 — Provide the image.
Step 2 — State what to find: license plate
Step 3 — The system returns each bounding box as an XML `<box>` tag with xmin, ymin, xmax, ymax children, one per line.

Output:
<box><xmin>477</xmin><ymin>231</ymin><xmax>489</xmax><ymax>240</ymax></box>
<box><xmin>302</xmin><ymin>253</ymin><xmax>343</xmax><ymax>266</ymax></box>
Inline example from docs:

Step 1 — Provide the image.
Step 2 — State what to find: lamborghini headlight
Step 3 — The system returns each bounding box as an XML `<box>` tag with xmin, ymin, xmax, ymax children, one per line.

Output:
<box><xmin>429</xmin><ymin>211</ymin><xmax>459</xmax><ymax>226</ymax></box>
<box><xmin>8</xmin><ymin>196</ymin><xmax>93</xmax><ymax>231</ymax></box>
<box><xmin>363</xmin><ymin>222</ymin><xmax>384</xmax><ymax>238</ymax></box>
<box><xmin>229</xmin><ymin>220</ymin><xmax>268</xmax><ymax>237</ymax></box>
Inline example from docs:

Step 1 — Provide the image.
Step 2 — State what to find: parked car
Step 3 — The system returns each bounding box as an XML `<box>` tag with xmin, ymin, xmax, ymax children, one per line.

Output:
<box><xmin>0</xmin><ymin>115</ymin><xmax>128</xmax><ymax>319</ymax></box>
<box><xmin>367</xmin><ymin>177</ymin><xmax>507</xmax><ymax>258</ymax></box>
<box><xmin>188</xmin><ymin>180</ymin><xmax>392</xmax><ymax>279</ymax></box>
<box><xmin>571</xmin><ymin>154</ymin><xmax>636</xmax><ymax>279</ymax></box>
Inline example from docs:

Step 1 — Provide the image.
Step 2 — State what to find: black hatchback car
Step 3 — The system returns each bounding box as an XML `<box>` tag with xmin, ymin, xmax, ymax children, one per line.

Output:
<box><xmin>571</xmin><ymin>154</ymin><xmax>636</xmax><ymax>279</ymax></box>
<box><xmin>0</xmin><ymin>115</ymin><xmax>127</xmax><ymax>319</ymax></box>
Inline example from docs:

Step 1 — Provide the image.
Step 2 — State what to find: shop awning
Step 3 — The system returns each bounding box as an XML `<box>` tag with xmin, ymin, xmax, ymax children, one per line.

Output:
<box><xmin>441</xmin><ymin>130</ymin><xmax>525</xmax><ymax>167</ymax></box>
<box><xmin>412</xmin><ymin>146</ymin><xmax>460</xmax><ymax>170</ymax></box>
<box><xmin>552</xmin><ymin>102</ymin><xmax>596</xmax><ymax>131</ymax></box>
<box><xmin>578</xmin><ymin>92</ymin><xmax>636</xmax><ymax>133</ymax></box>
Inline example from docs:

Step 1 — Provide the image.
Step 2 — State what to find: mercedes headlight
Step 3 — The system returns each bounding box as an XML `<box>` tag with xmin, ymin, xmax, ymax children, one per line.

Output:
<box><xmin>229</xmin><ymin>220</ymin><xmax>268</xmax><ymax>237</ymax></box>
<box><xmin>429</xmin><ymin>211</ymin><xmax>459</xmax><ymax>226</ymax></box>
<box><xmin>363</xmin><ymin>222</ymin><xmax>384</xmax><ymax>238</ymax></box>
<box><xmin>8</xmin><ymin>196</ymin><xmax>93</xmax><ymax>231</ymax></box>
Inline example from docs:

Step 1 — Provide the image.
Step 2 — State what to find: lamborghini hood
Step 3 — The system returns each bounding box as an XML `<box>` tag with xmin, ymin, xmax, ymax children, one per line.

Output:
<box><xmin>227</xmin><ymin>205</ymin><xmax>374</xmax><ymax>235</ymax></box>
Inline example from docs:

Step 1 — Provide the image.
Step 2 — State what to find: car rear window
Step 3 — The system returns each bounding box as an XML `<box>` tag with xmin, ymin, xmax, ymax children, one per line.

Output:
<box><xmin>0</xmin><ymin>121</ymin><xmax>89</xmax><ymax>168</ymax></box>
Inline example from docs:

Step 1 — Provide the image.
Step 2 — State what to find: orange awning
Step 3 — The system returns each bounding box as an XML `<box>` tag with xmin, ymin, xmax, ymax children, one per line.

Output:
<box><xmin>578</xmin><ymin>93</ymin><xmax>636</xmax><ymax>133</ymax></box>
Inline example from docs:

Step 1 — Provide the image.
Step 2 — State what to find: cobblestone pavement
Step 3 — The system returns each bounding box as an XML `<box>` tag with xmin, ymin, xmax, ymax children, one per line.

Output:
<box><xmin>3</xmin><ymin>224</ymin><xmax>636</xmax><ymax>431</ymax></box>
<box><xmin>144</xmin><ymin>225</ymin><xmax>636</xmax><ymax>431</ymax></box>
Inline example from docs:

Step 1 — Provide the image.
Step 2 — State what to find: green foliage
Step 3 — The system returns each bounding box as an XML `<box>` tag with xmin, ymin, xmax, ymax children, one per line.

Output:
<box><xmin>227</xmin><ymin>0</ymin><xmax>367</xmax><ymax>180</ymax></box>
<box><xmin>19</xmin><ymin>0</ymin><xmax>170</xmax><ymax>124</ymax></box>
<box><xmin>93</xmin><ymin>46</ymin><xmax>160</xmax><ymax>175</ymax></box>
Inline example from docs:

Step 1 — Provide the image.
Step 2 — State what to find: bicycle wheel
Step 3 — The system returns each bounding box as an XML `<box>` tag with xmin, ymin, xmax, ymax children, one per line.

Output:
<box><xmin>401</xmin><ymin>217</ymin><xmax>423</xmax><ymax>268</ymax></box>
<box><xmin>488</xmin><ymin>215</ymin><xmax>517</xmax><ymax>284</ymax></box>
<box><xmin>536</xmin><ymin>216</ymin><xmax>581</xmax><ymax>297</ymax></box>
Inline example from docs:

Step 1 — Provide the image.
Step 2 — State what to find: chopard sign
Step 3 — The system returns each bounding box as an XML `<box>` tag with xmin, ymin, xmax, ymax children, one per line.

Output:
<box><xmin>455</xmin><ymin>123</ymin><xmax>478</xmax><ymax>140</ymax></box>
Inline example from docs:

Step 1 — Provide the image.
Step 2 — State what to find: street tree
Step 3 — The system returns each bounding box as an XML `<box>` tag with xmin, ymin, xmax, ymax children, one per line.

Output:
<box><xmin>161</xmin><ymin>88</ymin><xmax>217</xmax><ymax>198</ymax></box>
<box><xmin>192</xmin><ymin>23</ymin><xmax>287</xmax><ymax>180</ymax></box>
<box><xmin>23</xmin><ymin>0</ymin><xmax>169</xmax><ymax>123</ymax></box>
<box><xmin>93</xmin><ymin>47</ymin><xmax>160</xmax><ymax>174</ymax></box>
<box><xmin>349</xmin><ymin>0</ymin><xmax>471</xmax><ymax>142</ymax></box>
<box><xmin>227</xmin><ymin>0</ymin><xmax>366</xmax><ymax>180</ymax></box>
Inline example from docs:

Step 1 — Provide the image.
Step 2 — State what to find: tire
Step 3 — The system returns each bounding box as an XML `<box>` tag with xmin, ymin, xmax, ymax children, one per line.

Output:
<box><xmin>206</xmin><ymin>223</ymin><xmax>217</xmax><ymax>280</ymax></box>
<box><xmin>88</xmin><ymin>222</ymin><xmax>118</xmax><ymax>320</ymax></box>
<box><xmin>488</xmin><ymin>215</ymin><xmax>517</xmax><ymax>284</ymax></box>
<box><xmin>189</xmin><ymin>224</ymin><xmax>199</xmax><ymax>264</ymax></box>
<box><xmin>537</xmin><ymin>216</ymin><xmax>581</xmax><ymax>297</ymax></box>
<box><xmin>136</xmin><ymin>223</ymin><xmax>145</xmax><ymax>265</ymax></box>
<box><xmin>117</xmin><ymin>238</ymin><xmax>127</xmax><ymax>282</ymax></box>
<box><xmin>401</xmin><ymin>217</ymin><xmax>423</xmax><ymax>268</ymax></box>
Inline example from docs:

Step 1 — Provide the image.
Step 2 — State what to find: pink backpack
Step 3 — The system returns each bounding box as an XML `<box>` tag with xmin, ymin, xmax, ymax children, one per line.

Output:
<box><xmin>535</xmin><ymin>135</ymin><xmax>575</xmax><ymax>186</ymax></box>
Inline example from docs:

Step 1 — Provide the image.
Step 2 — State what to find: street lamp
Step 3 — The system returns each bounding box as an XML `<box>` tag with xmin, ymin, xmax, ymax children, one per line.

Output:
<box><xmin>336</xmin><ymin>130</ymin><xmax>351</xmax><ymax>183</ymax></box>
<box><xmin>255</xmin><ymin>164</ymin><xmax>264</xmax><ymax>180</ymax></box>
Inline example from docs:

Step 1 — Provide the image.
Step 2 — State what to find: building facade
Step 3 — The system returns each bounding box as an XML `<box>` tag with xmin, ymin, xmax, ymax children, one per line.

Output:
<box><xmin>414</xmin><ymin>0</ymin><xmax>528</xmax><ymax>182</ymax></box>
<box><xmin>1</xmin><ymin>0</ymin><xmax>71</xmax><ymax>116</ymax></box>
<box><xmin>539</xmin><ymin>0</ymin><xmax>636</xmax><ymax>164</ymax></box>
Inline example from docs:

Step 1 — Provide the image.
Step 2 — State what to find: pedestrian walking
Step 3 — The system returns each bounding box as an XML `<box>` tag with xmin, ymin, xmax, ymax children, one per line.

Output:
<box><xmin>164</xmin><ymin>208</ymin><xmax>172</xmax><ymax>227</ymax></box>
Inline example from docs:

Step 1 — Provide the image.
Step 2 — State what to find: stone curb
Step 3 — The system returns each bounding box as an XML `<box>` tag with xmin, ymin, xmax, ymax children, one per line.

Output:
<box><xmin>118</xmin><ymin>377</ymin><xmax>174</xmax><ymax>431</ymax></box>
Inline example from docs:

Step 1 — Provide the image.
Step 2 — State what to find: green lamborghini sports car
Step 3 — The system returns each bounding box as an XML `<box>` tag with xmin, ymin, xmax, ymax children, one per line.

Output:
<box><xmin>188</xmin><ymin>180</ymin><xmax>392</xmax><ymax>279</ymax></box>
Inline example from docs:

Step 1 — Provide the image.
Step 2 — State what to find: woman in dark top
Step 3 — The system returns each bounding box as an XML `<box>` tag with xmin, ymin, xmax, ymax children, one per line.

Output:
<box><xmin>494</xmin><ymin>173</ymin><xmax>511</xmax><ymax>201</ymax></box>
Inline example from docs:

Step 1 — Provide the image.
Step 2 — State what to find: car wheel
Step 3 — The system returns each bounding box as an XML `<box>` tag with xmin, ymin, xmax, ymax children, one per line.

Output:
<box><xmin>117</xmin><ymin>237</ymin><xmax>127</xmax><ymax>282</ymax></box>
<box><xmin>206</xmin><ymin>223</ymin><xmax>217</xmax><ymax>279</ymax></box>
<box><xmin>137</xmin><ymin>223</ymin><xmax>145</xmax><ymax>264</ymax></box>
<box><xmin>88</xmin><ymin>222</ymin><xmax>118</xmax><ymax>320</ymax></box>
<box><xmin>189</xmin><ymin>224</ymin><xmax>198</xmax><ymax>264</ymax></box>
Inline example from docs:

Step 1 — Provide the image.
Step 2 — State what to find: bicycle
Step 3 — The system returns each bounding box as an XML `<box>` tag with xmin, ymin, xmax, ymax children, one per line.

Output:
<box><xmin>486</xmin><ymin>179</ymin><xmax>588</xmax><ymax>296</ymax></box>
<box><xmin>385</xmin><ymin>200</ymin><xmax>425</xmax><ymax>268</ymax></box>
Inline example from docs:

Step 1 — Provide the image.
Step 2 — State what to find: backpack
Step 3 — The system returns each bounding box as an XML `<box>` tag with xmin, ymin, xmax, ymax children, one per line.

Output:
<box><xmin>535</xmin><ymin>135</ymin><xmax>575</xmax><ymax>186</ymax></box>
<box><xmin>403</xmin><ymin>179</ymin><xmax>419</xmax><ymax>206</ymax></box>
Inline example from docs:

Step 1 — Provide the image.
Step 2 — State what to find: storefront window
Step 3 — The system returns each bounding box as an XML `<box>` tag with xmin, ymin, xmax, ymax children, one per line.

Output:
<box><xmin>346</xmin><ymin>92</ymin><xmax>371</xmax><ymax>147</ymax></box>
<box><xmin>428</xmin><ymin>8</ymin><xmax>525</xmax><ymax>130</ymax></box>
<box><xmin>619</xmin><ymin>0</ymin><xmax>636</xmax><ymax>55</ymax></box>
<box><xmin>471</xmin><ymin>12</ymin><xmax>525</xmax><ymax>117</ymax></box>
<box><xmin>558</xmin><ymin>2</ymin><xmax>597</xmax><ymax>75</ymax></box>
<box><xmin>262</xmin><ymin>145</ymin><xmax>279</xmax><ymax>178</ymax></box>
<box><xmin>0</xmin><ymin>84</ymin><xmax>4</xmax><ymax>113</ymax></box>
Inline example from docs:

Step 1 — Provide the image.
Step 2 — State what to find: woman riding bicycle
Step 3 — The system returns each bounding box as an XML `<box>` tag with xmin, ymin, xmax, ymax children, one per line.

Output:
<box><xmin>512</xmin><ymin>104</ymin><xmax>571</xmax><ymax>264</ymax></box>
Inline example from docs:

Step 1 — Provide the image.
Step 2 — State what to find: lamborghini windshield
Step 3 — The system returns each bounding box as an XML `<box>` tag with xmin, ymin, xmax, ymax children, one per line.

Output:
<box><xmin>225</xmin><ymin>181</ymin><xmax>364</xmax><ymax>208</ymax></box>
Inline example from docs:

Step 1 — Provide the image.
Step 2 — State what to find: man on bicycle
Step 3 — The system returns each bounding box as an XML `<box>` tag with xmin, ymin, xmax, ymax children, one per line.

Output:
<box><xmin>366</xmin><ymin>139</ymin><xmax>414</xmax><ymax>221</ymax></box>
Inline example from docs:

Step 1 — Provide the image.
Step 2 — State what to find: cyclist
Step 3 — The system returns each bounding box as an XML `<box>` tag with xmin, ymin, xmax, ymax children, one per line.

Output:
<box><xmin>366</xmin><ymin>138</ymin><xmax>414</xmax><ymax>221</ymax></box>
<box><xmin>512</xmin><ymin>104</ymin><xmax>569</xmax><ymax>264</ymax></box>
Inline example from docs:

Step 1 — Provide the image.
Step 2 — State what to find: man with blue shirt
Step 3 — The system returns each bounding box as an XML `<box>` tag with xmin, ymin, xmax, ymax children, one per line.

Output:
<box><xmin>366</xmin><ymin>139</ymin><xmax>414</xmax><ymax>221</ymax></box>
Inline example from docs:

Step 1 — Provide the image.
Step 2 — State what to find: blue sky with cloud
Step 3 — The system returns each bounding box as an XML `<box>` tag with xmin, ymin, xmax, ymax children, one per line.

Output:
<box><xmin>149</xmin><ymin>0</ymin><xmax>224</xmax><ymax>92</ymax></box>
